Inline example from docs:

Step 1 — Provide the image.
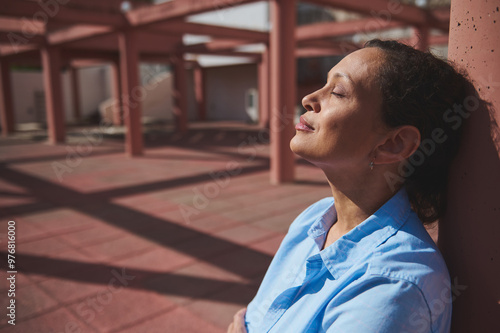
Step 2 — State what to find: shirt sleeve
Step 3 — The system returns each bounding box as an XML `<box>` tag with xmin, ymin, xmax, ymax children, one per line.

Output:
<box><xmin>321</xmin><ymin>275</ymin><xmax>434</xmax><ymax>333</ymax></box>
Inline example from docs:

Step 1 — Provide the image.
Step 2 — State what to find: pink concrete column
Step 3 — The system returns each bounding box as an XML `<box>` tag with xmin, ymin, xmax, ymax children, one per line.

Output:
<box><xmin>0</xmin><ymin>59</ymin><xmax>15</xmax><ymax>137</ymax></box>
<box><xmin>258</xmin><ymin>46</ymin><xmax>270</xmax><ymax>128</ymax></box>
<box><xmin>41</xmin><ymin>46</ymin><xmax>65</xmax><ymax>144</ymax></box>
<box><xmin>111</xmin><ymin>61</ymin><xmax>124</xmax><ymax>126</ymax></box>
<box><xmin>410</xmin><ymin>25</ymin><xmax>429</xmax><ymax>51</ymax></box>
<box><xmin>193</xmin><ymin>63</ymin><xmax>206</xmax><ymax>121</ymax></box>
<box><xmin>172</xmin><ymin>53</ymin><xmax>188</xmax><ymax>133</ymax></box>
<box><xmin>118</xmin><ymin>30</ymin><xmax>143</xmax><ymax>156</ymax></box>
<box><xmin>70</xmin><ymin>67</ymin><xmax>81</xmax><ymax>123</ymax></box>
<box><xmin>269</xmin><ymin>0</ymin><xmax>296</xmax><ymax>184</ymax></box>
<box><xmin>441</xmin><ymin>1</ymin><xmax>500</xmax><ymax>332</ymax></box>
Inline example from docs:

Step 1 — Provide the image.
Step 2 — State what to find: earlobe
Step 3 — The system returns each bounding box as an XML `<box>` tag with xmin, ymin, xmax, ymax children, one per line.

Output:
<box><xmin>373</xmin><ymin>126</ymin><xmax>421</xmax><ymax>165</ymax></box>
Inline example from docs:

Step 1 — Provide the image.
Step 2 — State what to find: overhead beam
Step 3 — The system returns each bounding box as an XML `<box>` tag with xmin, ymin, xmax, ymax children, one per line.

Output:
<box><xmin>60</xmin><ymin>0</ymin><xmax>123</xmax><ymax>13</ymax></box>
<box><xmin>182</xmin><ymin>38</ymin><xmax>257</xmax><ymax>53</ymax></box>
<box><xmin>296</xmin><ymin>17</ymin><xmax>404</xmax><ymax>41</ymax></box>
<box><xmin>0</xmin><ymin>32</ymin><xmax>45</xmax><ymax>45</ymax></box>
<box><xmin>0</xmin><ymin>43</ymin><xmax>38</xmax><ymax>57</ymax></box>
<box><xmin>2</xmin><ymin>0</ymin><xmax>126</xmax><ymax>27</ymax></box>
<box><xmin>0</xmin><ymin>17</ymin><xmax>45</xmax><ymax>34</ymax></box>
<box><xmin>127</xmin><ymin>0</ymin><xmax>258</xmax><ymax>27</ymax></box>
<box><xmin>399</xmin><ymin>33</ymin><xmax>449</xmax><ymax>48</ymax></box>
<box><xmin>148</xmin><ymin>21</ymin><xmax>268</xmax><ymax>42</ymax></box>
<box><xmin>47</xmin><ymin>25</ymin><xmax>114</xmax><ymax>45</ymax></box>
<box><xmin>183</xmin><ymin>48</ymin><xmax>261</xmax><ymax>61</ymax></box>
<box><xmin>305</xmin><ymin>0</ymin><xmax>449</xmax><ymax>31</ymax></box>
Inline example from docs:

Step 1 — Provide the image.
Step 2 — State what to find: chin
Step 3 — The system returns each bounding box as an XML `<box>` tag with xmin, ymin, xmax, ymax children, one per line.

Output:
<box><xmin>290</xmin><ymin>134</ymin><xmax>309</xmax><ymax>159</ymax></box>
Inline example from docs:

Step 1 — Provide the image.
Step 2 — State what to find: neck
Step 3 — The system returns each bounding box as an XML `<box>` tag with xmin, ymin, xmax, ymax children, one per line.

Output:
<box><xmin>324</xmin><ymin>165</ymin><xmax>401</xmax><ymax>233</ymax></box>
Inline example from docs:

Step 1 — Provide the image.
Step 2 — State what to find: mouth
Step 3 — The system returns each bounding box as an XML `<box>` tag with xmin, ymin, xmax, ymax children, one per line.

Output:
<box><xmin>295</xmin><ymin>115</ymin><xmax>314</xmax><ymax>132</ymax></box>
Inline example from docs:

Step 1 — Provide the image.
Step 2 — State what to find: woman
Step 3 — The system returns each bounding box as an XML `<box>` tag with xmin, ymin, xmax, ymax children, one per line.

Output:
<box><xmin>228</xmin><ymin>39</ymin><xmax>475</xmax><ymax>333</ymax></box>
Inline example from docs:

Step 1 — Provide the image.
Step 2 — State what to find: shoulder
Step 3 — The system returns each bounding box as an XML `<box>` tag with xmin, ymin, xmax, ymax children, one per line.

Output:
<box><xmin>369</xmin><ymin>211</ymin><xmax>448</xmax><ymax>284</ymax></box>
<box><xmin>364</xmin><ymin>212</ymin><xmax>452</xmax><ymax>332</ymax></box>
<box><xmin>324</xmin><ymin>274</ymin><xmax>441</xmax><ymax>333</ymax></box>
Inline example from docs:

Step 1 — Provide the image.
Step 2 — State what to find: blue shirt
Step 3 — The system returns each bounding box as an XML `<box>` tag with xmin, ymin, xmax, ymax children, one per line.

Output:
<box><xmin>245</xmin><ymin>189</ymin><xmax>452</xmax><ymax>333</ymax></box>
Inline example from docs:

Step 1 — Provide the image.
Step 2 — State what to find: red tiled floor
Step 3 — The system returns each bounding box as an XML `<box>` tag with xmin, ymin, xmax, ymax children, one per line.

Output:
<box><xmin>119</xmin><ymin>306</ymin><xmax>224</xmax><ymax>333</ymax></box>
<box><xmin>68</xmin><ymin>287</ymin><xmax>176</xmax><ymax>333</ymax></box>
<box><xmin>0</xmin><ymin>284</ymin><xmax>58</xmax><ymax>325</ymax></box>
<box><xmin>0</xmin><ymin>123</ymin><xmax>331</xmax><ymax>332</ymax></box>
<box><xmin>0</xmin><ymin>307</ymin><xmax>96</xmax><ymax>333</ymax></box>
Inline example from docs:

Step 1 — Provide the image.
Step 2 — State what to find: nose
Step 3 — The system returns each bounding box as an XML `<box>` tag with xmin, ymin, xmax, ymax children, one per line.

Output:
<box><xmin>302</xmin><ymin>91</ymin><xmax>320</xmax><ymax>113</ymax></box>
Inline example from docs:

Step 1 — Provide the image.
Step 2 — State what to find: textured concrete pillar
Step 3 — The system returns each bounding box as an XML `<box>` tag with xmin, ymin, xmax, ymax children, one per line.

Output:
<box><xmin>269</xmin><ymin>0</ymin><xmax>296</xmax><ymax>184</ymax></box>
<box><xmin>441</xmin><ymin>1</ymin><xmax>500</xmax><ymax>332</ymax></box>
<box><xmin>70</xmin><ymin>67</ymin><xmax>81</xmax><ymax>123</ymax></box>
<box><xmin>258</xmin><ymin>46</ymin><xmax>270</xmax><ymax>128</ymax></box>
<box><xmin>118</xmin><ymin>30</ymin><xmax>143</xmax><ymax>156</ymax></box>
<box><xmin>173</xmin><ymin>53</ymin><xmax>188</xmax><ymax>133</ymax></box>
<box><xmin>111</xmin><ymin>61</ymin><xmax>123</xmax><ymax>126</ymax></box>
<box><xmin>0</xmin><ymin>59</ymin><xmax>15</xmax><ymax>137</ymax></box>
<box><xmin>193</xmin><ymin>63</ymin><xmax>206</xmax><ymax>121</ymax></box>
<box><xmin>41</xmin><ymin>46</ymin><xmax>65</xmax><ymax>144</ymax></box>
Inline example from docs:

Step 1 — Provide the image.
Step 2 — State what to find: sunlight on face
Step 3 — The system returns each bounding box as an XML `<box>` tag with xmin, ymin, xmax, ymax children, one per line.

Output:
<box><xmin>290</xmin><ymin>47</ymin><xmax>387</xmax><ymax>173</ymax></box>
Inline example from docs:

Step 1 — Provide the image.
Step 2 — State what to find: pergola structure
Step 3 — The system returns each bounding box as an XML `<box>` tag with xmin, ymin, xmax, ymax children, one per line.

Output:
<box><xmin>0</xmin><ymin>0</ymin><xmax>451</xmax><ymax>184</ymax></box>
<box><xmin>1</xmin><ymin>2</ymin><xmax>499</xmax><ymax>331</ymax></box>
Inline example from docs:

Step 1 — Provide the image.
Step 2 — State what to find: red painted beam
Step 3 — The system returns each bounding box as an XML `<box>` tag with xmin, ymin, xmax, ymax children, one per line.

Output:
<box><xmin>127</xmin><ymin>0</ymin><xmax>258</xmax><ymax>27</ymax></box>
<box><xmin>180</xmin><ymin>42</ymin><xmax>261</xmax><ymax>60</ymax></box>
<box><xmin>41</xmin><ymin>46</ymin><xmax>65</xmax><ymax>144</ymax></box>
<box><xmin>0</xmin><ymin>43</ymin><xmax>38</xmax><ymax>57</ymax></box>
<box><xmin>269</xmin><ymin>0</ymin><xmax>296</xmax><ymax>184</ymax></box>
<box><xmin>0</xmin><ymin>59</ymin><xmax>15</xmax><ymax>137</ymax></box>
<box><xmin>148</xmin><ymin>21</ymin><xmax>268</xmax><ymax>42</ymax></box>
<box><xmin>70</xmin><ymin>67</ymin><xmax>81</xmax><ymax>122</ymax></box>
<box><xmin>296</xmin><ymin>18</ymin><xmax>404</xmax><ymax>41</ymax></box>
<box><xmin>0</xmin><ymin>17</ymin><xmax>45</xmax><ymax>34</ymax></box>
<box><xmin>172</xmin><ymin>53</ymin><xmax>188</xmax><ymax>133</ymax></box>
<box><xmin>61</xmin><ymin>0</ymin><xmax>123</xmax><ymax>13</ymax></box>
<box><xmin>47</xmin><ymin>25</ymin><xmax>114</xmax><ymax>45</ymax></box>
<box><xmin>258</xmin><ymin>47</ymin><xmax>270</xmax><ymax>128</ymax></box>
<box><xmin>0</xmin><ymin>32</ymin><xmax>45</xmax><ymax>45</ymax></box>
<box><xmin>118</xmin><ymin>30</ymin><xmax>143</xmax><ymax>156</ymax></box>
<box><xmin>296</xmin><ymin>46</ymin><xmax>346</xmax><ymax>58</ymax></box>
<box><xmin>193</xmin><ymin>64</ymin><xmax>206</xmax><ymax>121</ymax></box>
<box><xmin>2</xmin><ymin>0</ymin><xmax>126</xmax><ymax>27</ymax></box>
<box><xmin>399</xmin><ymin>33</ymin><xmax>449</xmax><ymax>48</ymax></box>
<box><xmin>110</xmin><ymin>61</ymin><xmax>123</xmax><ymax>126</ymax></box>
<box><xmin>182</xmin><ymin>38</ymin><xmax>255</xmax><ymax>53</ymax></box>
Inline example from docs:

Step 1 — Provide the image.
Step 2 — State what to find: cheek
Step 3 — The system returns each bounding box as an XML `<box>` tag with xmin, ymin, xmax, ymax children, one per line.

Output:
<box><xmin>320</xmin><ymin>110</ymin><xmax>375</xmax><ymax>153</ymax></box>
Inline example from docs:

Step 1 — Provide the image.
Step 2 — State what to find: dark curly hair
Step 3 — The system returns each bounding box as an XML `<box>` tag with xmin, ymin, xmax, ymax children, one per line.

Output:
<box><xmin>364</xmin><ymin>39</ymin><xmax>477</xmax><ymax>223</ymax></box>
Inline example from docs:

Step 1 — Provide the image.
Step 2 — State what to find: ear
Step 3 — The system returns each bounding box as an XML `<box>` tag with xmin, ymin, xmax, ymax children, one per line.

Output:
<box><xmin>373</xmin><ymin>125</ymin><xmax>421</xmax><ymax>165</ymax></box>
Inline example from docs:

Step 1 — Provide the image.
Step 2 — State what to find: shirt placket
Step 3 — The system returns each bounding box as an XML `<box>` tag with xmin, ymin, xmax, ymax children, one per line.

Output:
<box><xmin>263</xmin><ymin>254</ymin><xmax>325</xmax><ymax>332</ymax></box>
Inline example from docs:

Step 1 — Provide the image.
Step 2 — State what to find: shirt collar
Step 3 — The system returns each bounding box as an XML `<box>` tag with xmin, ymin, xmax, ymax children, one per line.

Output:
<box><xmin>306</xmin><ymin>188</ymin><xmax>412</xmax><ymax>279</ymax></box>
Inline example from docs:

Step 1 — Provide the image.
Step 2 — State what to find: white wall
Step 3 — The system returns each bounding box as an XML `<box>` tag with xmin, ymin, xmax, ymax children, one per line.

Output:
<box><xmin>10</xmin><ymin>65</ymin><xmax>111</xmax><ymax>125</ymax></box>
<box><xmin>205</xmin><ymin>63</ymin><xmax>257</xmax><ymax>122</ymax></box>
<box><xmin>78</xmin><ymin>66</ymin><xmax>111</xmax><ymax>119</ymax></box>
<box><xmin>11</xmin><ymin>70</ymin><xmax>45</xmax><ymax>124</ymax></box>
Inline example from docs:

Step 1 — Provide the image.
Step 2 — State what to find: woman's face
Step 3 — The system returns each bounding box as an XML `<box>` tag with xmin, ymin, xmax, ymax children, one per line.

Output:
<box><xmin>290</xmin><ymin>47</ymin><xmax>388</xmax><ymax>172</ymax></box>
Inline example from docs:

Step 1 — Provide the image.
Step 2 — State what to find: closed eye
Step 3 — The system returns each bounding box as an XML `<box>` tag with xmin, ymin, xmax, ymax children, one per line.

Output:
<box><xmin>331</xmin><ymin>92</ymin><xmax>344</xmax><ymax>98</ymax></box>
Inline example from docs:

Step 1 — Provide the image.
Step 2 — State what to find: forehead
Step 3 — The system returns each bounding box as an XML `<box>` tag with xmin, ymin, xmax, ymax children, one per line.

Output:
<box><xmin>328</xmin><ymin>47</ymin><xmax>385</xmax><ymax>84</ymax></box>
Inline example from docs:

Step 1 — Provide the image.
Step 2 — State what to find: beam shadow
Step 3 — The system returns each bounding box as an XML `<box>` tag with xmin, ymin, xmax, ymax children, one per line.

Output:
<box><xmin>0</xmin><ymin>252</ymin><xmax>262</xmax><ymax>306</ymax></box>
<box><xmin>0</xmin><ymin>165</ymin><xmax>274</xmax><ymax>284</ymax></box>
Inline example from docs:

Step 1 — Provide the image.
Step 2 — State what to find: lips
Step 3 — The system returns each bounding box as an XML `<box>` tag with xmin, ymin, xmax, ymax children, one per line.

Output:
<box><xmin>295</xmin><ymin>115</ymin><xmax>314</xmax><ymax>132</ymax></box>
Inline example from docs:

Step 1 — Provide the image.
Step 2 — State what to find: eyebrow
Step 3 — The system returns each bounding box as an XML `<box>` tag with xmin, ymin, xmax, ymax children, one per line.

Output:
<box><xmin>328</xmin><ymin>72</ymin><xmax>354</xmax><ymax>85</ymax></box>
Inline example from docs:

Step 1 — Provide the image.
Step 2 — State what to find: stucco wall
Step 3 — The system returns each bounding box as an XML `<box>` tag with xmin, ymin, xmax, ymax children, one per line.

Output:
<box><xmin>10</xmin><ymin>65</ymin><xmax>111</xmax><ymax>125</ymax></box>
<box><xmin>204</xmin><ymin>63</ymin><xmax>257</xmax><ymax>122</ymax></box>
